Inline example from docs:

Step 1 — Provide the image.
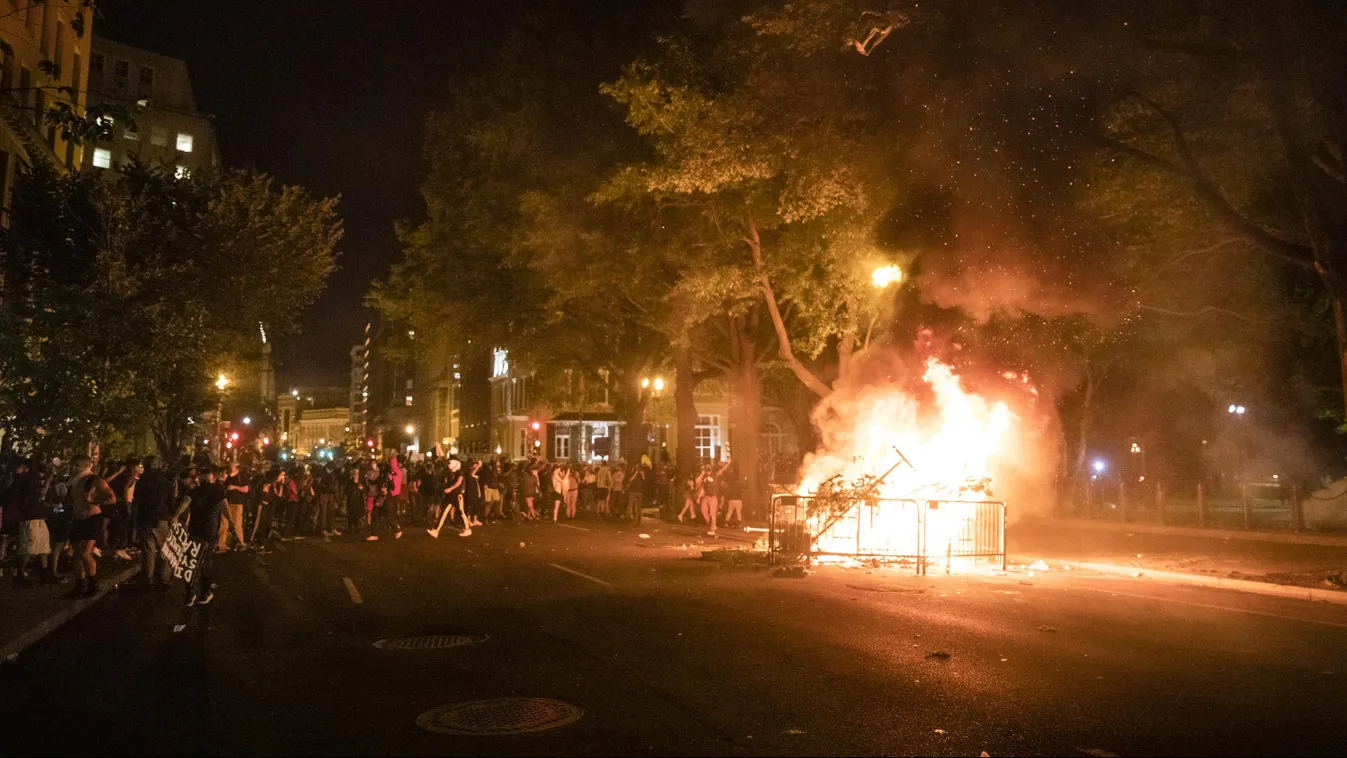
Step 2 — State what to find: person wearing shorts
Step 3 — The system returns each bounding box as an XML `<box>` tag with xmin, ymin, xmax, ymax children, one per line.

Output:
<box><xmin>69</xmin><ymin>455</ymin><xmax>115</xmax><ymax>597</ymax></box>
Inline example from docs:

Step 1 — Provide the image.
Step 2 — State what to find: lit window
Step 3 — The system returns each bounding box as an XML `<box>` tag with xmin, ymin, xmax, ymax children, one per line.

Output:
<box><xmin>695</xmin><ymin>415</ymin><xmax>721</xmax><ymax>461</ymax></box>
<box><xmin>149</xmin><ymin>127</ymin><xmax>169</xmax><ymax>147</ymax></box>
<box><xmin>405</xmin><ymin>395</ymin><xmax>413</xmax><ymax>407</ymax></box>
<box><xmin>555</xmin><ymin>433</ymin><xmax>571</xmax><ymax>459</ymax></box>
<box><xmin>92</xmin><ymin>148</ymin><xmax>111</xmax><ymax>169</ymax></box>
<box><xmin>176</xmin><ymin>132</ymin><xmax>193</xmax><ymax>152</ymax></box>
<box><xmin>175</xmin><ymin>165</ymin><xmax>189</xmax><ymax>179</ymax></box>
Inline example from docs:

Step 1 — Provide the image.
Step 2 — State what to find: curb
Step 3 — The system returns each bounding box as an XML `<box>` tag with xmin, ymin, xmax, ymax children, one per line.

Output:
<box><xmin>1015</xmin><ymin>518</ymin><xmax>1347</xmax><ymax>548</ymax></box>
<box><xmin>1009</xmin><ymin>554</ymin><xmax>1347</xmax><ymax>606</ymax></box>
<box><xmin>0</xmin><ymin>565</ymin><xmax>140</xmax><ymax>663</ymax></box>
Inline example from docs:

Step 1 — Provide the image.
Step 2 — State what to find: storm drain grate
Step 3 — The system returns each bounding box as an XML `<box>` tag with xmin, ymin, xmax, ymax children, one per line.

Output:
<box><xmin>416</xmin><ymin>698</ymin><xmax>584</xmax><ymax>736</ymax></box>
<box><xmin>373</xmin><ymin>633</ymin><xmax>489</xmax><ymax>651</ymax></box>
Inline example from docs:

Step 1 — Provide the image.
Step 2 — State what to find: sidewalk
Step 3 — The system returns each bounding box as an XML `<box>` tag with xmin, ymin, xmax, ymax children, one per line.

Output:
<box><xmin>1009</xmin><ymin>517</ymin><xmax>1347</xmax><ymax>596</ymax></box>
<box><xmin>0</xmin><ymin>558</ymin><xmax>141</xmax><ymax>663</ymax></box>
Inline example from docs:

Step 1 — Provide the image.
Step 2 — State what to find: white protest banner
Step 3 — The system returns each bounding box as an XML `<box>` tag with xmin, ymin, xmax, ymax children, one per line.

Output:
<box><xmin>160</xmin><ymin>522</ymin><xmax>203</xmax><ymax>583</ymax></box>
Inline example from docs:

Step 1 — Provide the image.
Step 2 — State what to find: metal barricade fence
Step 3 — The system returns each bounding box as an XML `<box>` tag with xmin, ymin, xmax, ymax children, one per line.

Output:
<box><xmin>768</xmin><ymin>493</ymin><xmax>1006</xmax><ymax>574</ymax></box>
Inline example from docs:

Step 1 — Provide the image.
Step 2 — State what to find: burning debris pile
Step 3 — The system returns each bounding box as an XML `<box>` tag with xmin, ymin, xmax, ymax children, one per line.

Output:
<box><xmin>778</xmin><ymin>352</ymin><xmax>1047</xmax><ymax>571</ymax></box>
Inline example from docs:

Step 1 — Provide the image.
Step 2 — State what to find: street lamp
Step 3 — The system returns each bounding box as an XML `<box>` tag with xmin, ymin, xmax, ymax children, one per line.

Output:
<box><xmin>214</xmin><ymin>373</ymin><xmax>229</xmax><ymax>459</ymax></box>
<box><xmin>405</xmin><ymin>424</ymin><xmax>416</xmax><ymax>435</ymax></box>
<box><xmin>871</xmin><ymin>264</ymin><xmax>903</xmax><ymax>289</ymax></box>
<box><xmin>242</xmin><ymin>416</ymin><xmax>251</xmax><ymax>426</ymax></box>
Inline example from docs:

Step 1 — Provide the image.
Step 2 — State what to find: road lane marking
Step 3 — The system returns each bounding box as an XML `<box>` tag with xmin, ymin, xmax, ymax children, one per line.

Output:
<box><xmin>1075</xmin><ymin>585</ymin><xmax>1347</xmax><ymax>629</ymax></box>
<box><xmin>548</xmin><ymin>563</ymin><xmax>612</xmax><ymax>586</ymax></box>
<box><xmin>343</xmin><ymin>577</ymin><xmax>364</xmax><ymax>605</ymax></box>
<box><xmin>556</xmin><ymin>523</ymin><xmax>590</xmax><ymax>532</ymax></box>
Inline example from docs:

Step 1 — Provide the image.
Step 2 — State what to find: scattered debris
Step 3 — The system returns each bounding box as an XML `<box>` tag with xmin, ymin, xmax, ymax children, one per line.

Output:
<box><xmin>925</xmin><ymin>650</ymin><xmax>952</xmax><ymax>660</ymax></box>
<box><xmin>846</xmin><ymin>584</ymin><xmax>925</xmax><ymax>594</ymax></box>
<box><xmin>172</xmin><ymin>624</ymin><xmax>187</xmax><ymax>633</ymax></box>
<box><xmin>1131</xmin><ymin>571</ymin><xmax>1143</xmax><ymax>578</ymax></box>
<box><xmin>773</xmin><ymin>566</ymin><xmax>809</xmax><ymax>579</ymax></box>
<box><xmin>784</xmin><ymin>728</ymin><xmax>806</xmax><ymax>735</ymax></box>
<box><xmin>519</xmin><ymin>542</ymin><xmax>525</xmax><ymax>548</ymax></box>
<box><xmin>1037</xmin><ymin>625</ymin><xmax>1057</xmax><ymax>633</ymax></box>
<box><xmin>1029</xmin><ymin>560</ymin><xmax>1049</xmax><ymax>571</ymax></box>
<box><xmin>934</xmin><ymin>728</ymin><xmax>947</xmax><ymax>735</ymax></box>
<box><xmin>638</xmin><ymin>533</ymin><xmax>651</xmax><ymax>539</ymax></box>
<box><xmin>982</xmin><ymin>752</ymin><xmax>992</xmax><ymax>757</ymax></box>
<box><xmin>5</xmin><ymin>652</ymin><xmax>18</xmax><ymax>663</ymax></box>
<box><xmin>1000</xmin><ymin>658</ymin><xmax>1008</xmax><ymax>662</ymax></box>
<box><xmin>1063</xmin><ymin>565</ymin><xmax>1072</xmax><ymax>571</ymax></box>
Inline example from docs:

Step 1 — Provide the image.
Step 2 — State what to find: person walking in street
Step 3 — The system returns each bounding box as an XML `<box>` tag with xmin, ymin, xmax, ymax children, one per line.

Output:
<box><xmin>551</xmin><ymin>462</ymin><xmax>567</xmax><ymax>522</ymax></box>
<box><xmin>464</xmin><ymin>459</ymin><xmax>485</xmax><ymax>528</ymax></box>
<box><xmin>383</xmin><ymin>455</ymin><xmax>406</xmax><ymax>540</ymax></box>
<box><xmin>106</xmin><ymin>457</ymin><xmax>142</xmax><ymax>562</ymax></box>
<box><xmin>595</xmin><ymin>461</ymin><xmax>613</xmax><ymax>518</ymax></box>
<box><xmin>135</xmin><ymin>456</ymin><xmax>175</xmax><ymax>589</ymax></box>
<box><xmin>218</xmin><ymin>461</ymin><xmax>249</xmax><ymax>552</ymax></box>
<box><xmin>697</xmin><ymin>460</ymin><xmax>730</xmax><ymax>536</ymax></box>
<box><xmin>176</xmin><ymin>466</ymin><xmax>227</xmax><ymax>606</ymax></box>
<box><xmin>12</xmin><ymin>460</ymin><xmax>52</xmax><ymax>588</ymax></box>
<box><xmin>626</xmin><ymin>462</ymin><xmax>646</xmax><ymax>524</ymax></box>
<box><xmin>520</xmin><ymin>462</ymin><xmax>539</xmax><ymax>520</ymax></box>
<box><xmin>678</xmin><ymin>471</ymin><xmax>697</xmax><ymax>523</ymax></box>
<box><xmin>723</xmin><ymin>461</ymin><xmax>744</xmax><ymax>528</ymax></box>
<box><xmin>69</xmin><ymin>455</ymin><xmax>115</xmax><ymax>598</ymax></box>
<box><xmin>428</xmin><ymin>459</ymin><xmax>469</xmax><ymax>538</ymax></box>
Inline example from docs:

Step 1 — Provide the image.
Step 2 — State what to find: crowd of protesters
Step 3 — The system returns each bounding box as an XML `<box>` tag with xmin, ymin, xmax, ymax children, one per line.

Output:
<box><xmin>0</xmin><ymin>448</ymin><xmax>776</xmax><ymax>606</ymax></box>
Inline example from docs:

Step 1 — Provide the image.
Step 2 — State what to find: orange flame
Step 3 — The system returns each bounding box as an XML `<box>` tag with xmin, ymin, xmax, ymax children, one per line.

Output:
<box><xmin>798</xmin><ymin>357</ymin><xmax>1023</xmax><ymax>569</ymax></box>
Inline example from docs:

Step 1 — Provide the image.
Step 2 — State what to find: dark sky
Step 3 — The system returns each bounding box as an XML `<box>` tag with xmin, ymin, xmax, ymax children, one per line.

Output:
<box><xmin>97</xmin><ymin>0</ymin><xmax>540</xmax><ymax>388</ymax></box>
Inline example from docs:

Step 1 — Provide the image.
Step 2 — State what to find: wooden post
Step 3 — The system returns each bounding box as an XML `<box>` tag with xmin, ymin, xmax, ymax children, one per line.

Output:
<box><xmin>1197</xmin><ymin>482</ymin><xmax>1206</xmax><ymax>528</ymax></box>
<box><xmin>1291</xmin><ymin>485</ymin><xmax>1303</xmax><ymax>533</ymax></box>
<box><xmin>1157</xmin><ymin>481</ymin><xmax>1166</xmax><ymax>525</ymax></box>
<box><xmin>1242</xmin><ymin>483</ymin><xmax>1252</xmax><ymax>530</ymax></box>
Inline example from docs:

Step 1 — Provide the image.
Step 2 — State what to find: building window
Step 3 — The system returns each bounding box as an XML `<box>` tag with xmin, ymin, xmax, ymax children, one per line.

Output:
<box><xmin>519</xmin><ymin>429</ymin><xmax>527</xmax><ymax>459</ymax></box>
<box><xmin>92</xmin><ymin>148</ymin><xmax>111</xmax><ymax>169</ymax></box>
<box><xmin>138</xmin><ymin>66</ymin><xmax>154</xmax><ymax>92</ymax></box>
<box><xmin>405</xmin><ymin>395</ymin><xmax>413</xmax><ymax>407</ymax></box>
<box><xmin>113</xmin><ymin>59</ymin><xmax>129</xmax><ymax>87</ymax></box>
<box><xmin>695</xmin><ymin>415</ymin><xmax>721</xmax><ymax>462</ymax></box>
<box><xmin>176</xmin><ymin>132</ymin><xmax>194</xmax><ymax>152</ymax></box>
<box><xmin>555</xmin><ymin>431</ymin><xmax>571</xmax><ymax>460</ymax></box>
<box><xmin>90</xmin><ymin>53</ymin><xmax>104</xmax><ymax>74</ymax></box>
<box><xmin>760</xmin><ymin>422</ymin><xmax>786</xmax><ymax>457</ymax></box>
<box><xmin>150</xmin><ymin>127</ymin><xmax>169</xmax><ymax>147</ymax></box>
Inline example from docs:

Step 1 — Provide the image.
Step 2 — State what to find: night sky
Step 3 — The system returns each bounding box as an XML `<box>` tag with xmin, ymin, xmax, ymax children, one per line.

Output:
<box><xmin>96</xmin><ymin>0</ymin><xmax>540</xmax><ymax>388</ymax></box>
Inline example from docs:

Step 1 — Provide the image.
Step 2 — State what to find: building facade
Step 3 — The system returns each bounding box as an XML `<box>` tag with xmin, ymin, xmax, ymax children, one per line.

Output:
<box><xmin>80</xmin><ymin>37</ymin><xmax>219</xmax><ymax>176</ymax></box>
<box><xmin>0</xmin><ymin>0</ymin><xmax>93</xmax><ymax>223</ymax></box>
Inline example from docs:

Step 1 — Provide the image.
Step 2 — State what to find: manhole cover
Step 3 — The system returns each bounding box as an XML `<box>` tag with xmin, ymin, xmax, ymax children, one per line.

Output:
<box><xmin>373</xmin><ymin>633</ymin><xmax>489</xmax><ymax>650</ymax></box>
<box><xmin>417</xmin><ymin>697</ymin><xmax>583</xmax><ymax>735</ymax></box>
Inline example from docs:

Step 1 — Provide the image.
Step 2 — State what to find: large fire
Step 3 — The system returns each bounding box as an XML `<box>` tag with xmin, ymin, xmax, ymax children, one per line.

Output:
<box><xmin>794</xmin><ymin>356</ymin><xmax>1030</xmax><ymax>570</ymax></box>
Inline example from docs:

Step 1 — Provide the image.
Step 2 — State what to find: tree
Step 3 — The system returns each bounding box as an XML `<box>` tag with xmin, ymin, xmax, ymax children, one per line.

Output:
<box><xmin>0</xmin><ymin>162</ymin><xmax>342</xmax><ymax>459</ymax></box>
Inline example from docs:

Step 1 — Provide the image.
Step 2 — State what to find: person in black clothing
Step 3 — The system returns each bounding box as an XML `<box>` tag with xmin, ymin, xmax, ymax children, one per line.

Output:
<box><xmin>134</xmin><ymin>456</ymin><xmax>175</xmax><ymax>588</ymax></box>
<box><xmin>177</xmin><ymin>466</ymin><xmax>227</xmax><ymax>606</ymax></box>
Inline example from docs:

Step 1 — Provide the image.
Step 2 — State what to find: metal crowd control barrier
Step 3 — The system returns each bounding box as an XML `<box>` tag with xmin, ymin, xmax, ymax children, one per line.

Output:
<box><xmin>768</xmin><ymin>493</ymin><xmax>1007</xmax><ymax>574</ymax></box>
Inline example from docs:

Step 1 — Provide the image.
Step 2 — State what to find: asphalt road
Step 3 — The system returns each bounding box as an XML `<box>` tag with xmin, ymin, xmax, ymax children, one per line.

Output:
<box><xmin>3</xmin><ymin>518</ymin><xmax>1345</xmax><ymax>756</ymax></box>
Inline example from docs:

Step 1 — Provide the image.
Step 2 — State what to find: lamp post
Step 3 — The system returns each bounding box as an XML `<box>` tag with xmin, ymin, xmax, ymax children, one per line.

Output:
<box><xmin>214</xmin><ymin>373</ymin><xmax>229</xmax><ymax>461</ymax></box>
<box><xmin>641</xmin><ymin>376</ymin><xmax>666</xmax><ymax>466</ymax></box>
<box><xmin>1228</xmin><ymin>404</ymin><xmax>1250</xmax><ymax>528</ymax></box>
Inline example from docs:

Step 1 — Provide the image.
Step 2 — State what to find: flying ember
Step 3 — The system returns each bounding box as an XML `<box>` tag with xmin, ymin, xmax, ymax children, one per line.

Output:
<box><xmin>794</xmin><ymin>357</ymin><xmax>1021</xmax><ymax>571</ymax></box>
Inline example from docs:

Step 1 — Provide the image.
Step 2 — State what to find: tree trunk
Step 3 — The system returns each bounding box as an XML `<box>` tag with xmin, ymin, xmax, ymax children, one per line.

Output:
<box><xmin>1334</xmin><ymin>296</ymin><xmax>1347</xmax><ymax>418</ymax></box>
<box><xmin>730</xmin><ymin>320</ymin><xmax>763</xmax><ymax>520</ymax></box>
<box><xmin>675</xmin><ymin>349</ymin><xmax>699</xmax><ymax>493</ymax></box>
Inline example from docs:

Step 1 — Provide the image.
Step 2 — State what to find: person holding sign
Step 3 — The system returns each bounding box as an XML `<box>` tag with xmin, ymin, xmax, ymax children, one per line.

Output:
<box><xmin>174</xmin><ymin>466</ymin><xmax>227</xmax><ymax>606</ymax></box>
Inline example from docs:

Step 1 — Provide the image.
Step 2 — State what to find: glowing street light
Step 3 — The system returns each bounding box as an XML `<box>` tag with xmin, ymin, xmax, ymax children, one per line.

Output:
<box><xmin>641</xmin><ymin>378</ymin><xmax>650</xmax><ymax>389</ymax></box>
<box><xmin>405</xmin><ymin>424</ymin><xmax>416</xmax><ymax>435</ymax></box>
<box><xmin>871</xmin><ymin>264</ymin><xmax>903</xmax><ymax>289</ymax></box>
<box><xmin>1092</xmin><ymin>459</ymin><xmax>1107</xmax><ymax>474</ymax></box>
<box><xmin>1227</xmin><ymin>404</ymin><xmax>1246</xmax><ymax>416</ymax></box>
<box><xmin>531</xmin><ymin>421</ymin><xmax>541</xmax><ymax>431</ymax></box>
<box><xmin>215</xmin><ymin>373</ymin><xmax>229</xmax><ymax>391</ymax></box>
<box><xmin>653</xmin><ymin>377</ymin><xmax>665</xmax><ymax>392</ymax></box>
<box><xmin>242</xmin><ymin>416</ymin><xmax>251</xmax><ymax>425</ymax></box>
